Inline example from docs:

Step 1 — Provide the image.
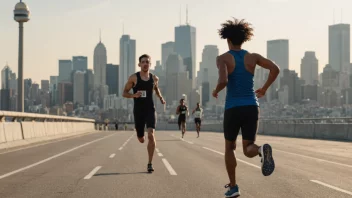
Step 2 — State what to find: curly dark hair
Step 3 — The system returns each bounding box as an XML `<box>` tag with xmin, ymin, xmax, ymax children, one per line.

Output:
<box><xmin>218</xmin><ymin>18</ymin><xmax>254</xmax><ymax>45</ymax></box>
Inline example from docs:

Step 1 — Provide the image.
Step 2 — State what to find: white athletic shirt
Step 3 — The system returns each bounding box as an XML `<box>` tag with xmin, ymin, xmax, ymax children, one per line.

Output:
<box><xmin>194</xmin><ymin>108</ymin><xmax>202</xmax><ymax>118</ymax></box>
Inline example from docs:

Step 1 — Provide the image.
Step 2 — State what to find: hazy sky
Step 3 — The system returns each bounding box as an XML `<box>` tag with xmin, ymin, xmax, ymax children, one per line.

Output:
<box><xmin>1</xmin><ymin>0</ymin><xmax>351</xmax><ymax>84</ymax></box>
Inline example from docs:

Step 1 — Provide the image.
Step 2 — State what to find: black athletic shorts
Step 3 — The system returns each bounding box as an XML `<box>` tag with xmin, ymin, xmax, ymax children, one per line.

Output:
<box><xmin>194</xmin><ymin>118</ymin><xmax>201</xmax><ymax>125</ymax></box>
<box><xmin>223</xmin><ymin>105</ymin><xmax>259</xmax><ymax>141</ymax></box>
<box><xmin>178</xmin><ymin>115</ymin><xmax>186</xmax><ymax>129</ymax></box>
<box><xmin>133</xmin><ymin>108</ymin><xmax>156</xmax><ymax>138</ymax></box>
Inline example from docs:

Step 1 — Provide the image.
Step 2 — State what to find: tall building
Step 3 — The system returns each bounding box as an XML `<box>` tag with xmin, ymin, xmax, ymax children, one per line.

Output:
<box><xmin>84</xmin><ymin>69</ymin><xmax>94</xmax><ymax>105</ymax></box>
<box><xmin>267</xmin><ymin>39</ymin><xmax>289</xmax><ymax>71</ymax></box>
<box><xmin>106</xmin><ymin>64</ymin><xmax>119</xmax><ymax>95</ymax></box>
<box><xmin>199</xmin><ymin>45</ymin><xmax>220</xmax><ymax>106</ymax></box>
<box><xmin>161</xmin><ymin>41</ymin><xmax>175</xmax><ymax>69</ymax></box>
<box><xmin>329</xmin><ymin>24</ymin><xmax>350</xmax><ymax>72</ymax></box>
<box><xmin>73</xmin><ymin>71</ymin><xmax>85</xmax><ymax>105</ymax></box>
<box><xmin>58</xmin><ymin>82</ymin><xmax>73</xmax><ymax>105</ymax></box>
<box><xmin>1</xmin><ymin>65</ymin><xmax>14</xmax><ymax>89</ymax></box>
<box><xmin>1</xmin><ymin>65</ymin><xmax>16</xmax><ymax>110</ymax></box>
<box><xmin>41</xmin><ymin>80</ymin><xmax>49</xmax><ymax>92</ymax></box>
<box><xmin>279</xmin><ymin>69</ymin><xmax>303</xmax><ymax>105</ymax></box>
<box><xmin>72</xmin><ymin>56</ymin><xmax>88</xmax><ymax>71</ymax></box>
<box><xmin>175</xmin><ymin>24</ymin><xmax>196</xmax><ymax>88</ymax></box>
<box><xmin>94</xmin><ymin>37</ymin><xmax>107</xmax><ymax>88</ymax></box>
<box><xmin>49</xmin><ymin>76</ymin><xmax>58</xmax><ymax>106</ymax></box>
<box><xmin>119</xmin><ymin>35</ymin><xmax>136</xmax><ymax>96</ymax></box>
<box><xmin>266</xmin><ymin>39</ymin><xmax>289</xmax><ymax>101</ymax></box>
<box><xmin>165</xmin><ymin>54</ymin><xmax>191</xmax><ymax>104</ymax></box>
<box><xmin>58</xmin><ymin>60</ymin><xmax>72</xmax><ymax>83</ymax></box>
<box><xmin>300</xmin><ymin>51</ymin><xmax>319</xmax><ymax>85</ymax></box>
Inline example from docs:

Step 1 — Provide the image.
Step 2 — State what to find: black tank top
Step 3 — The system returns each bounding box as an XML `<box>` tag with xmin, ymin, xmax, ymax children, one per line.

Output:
<box><xmin>179</xmin><ymin>105</ymin><xmax>187</xmax><ymax>118</ymax></box>
<box><xmin>132</xmin><ymin>72</ymin><xmax>155</xmax><ymax>110</ymax></box>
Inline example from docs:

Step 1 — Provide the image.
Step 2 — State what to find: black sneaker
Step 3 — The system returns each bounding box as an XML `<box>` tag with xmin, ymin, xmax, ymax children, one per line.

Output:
<box><xmin>260</xmin><ymin>144</ymin><xmax>275</xmax><ymax>176</ymax></box>
<box><xmin>147</xmin><ymin>163</ymin><xmax>154</xmax><ymax>173</ymax></box>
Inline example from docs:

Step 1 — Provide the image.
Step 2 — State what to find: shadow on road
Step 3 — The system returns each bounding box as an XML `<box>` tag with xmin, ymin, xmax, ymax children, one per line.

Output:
<box><xmin>94</xmin><ymin>172</ymin><xmax>149</xmax><ymax>176</ymax></box>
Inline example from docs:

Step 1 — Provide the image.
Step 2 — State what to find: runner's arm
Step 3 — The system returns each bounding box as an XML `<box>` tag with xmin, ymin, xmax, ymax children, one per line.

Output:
<box><xmin>192</xmin><ymin>108</ymin><xmax>196</xmax><ymax>115</ymax></box>
<box><xmin>253</xmin><ymin>53</ymin><xmax>280</xmax><ymax>91</ymax></box>
<box><xmin>176</xmin><ymin>106</ymin><xmax>180</xmax><ymax>115</ymax></box>
<box><xmin>153</xmin><ymin>75</ymin><xmax>164</xmax><ymax>101</ymax></box>
<box><xmin>213</xmin><ymin>54</ymin><xmax>230</xmax><ymax>94</ymax></box>
<box><xmin>122</xmin><ymin>74</ymin><xmax>138</xmax><ymax>98</ymax></box>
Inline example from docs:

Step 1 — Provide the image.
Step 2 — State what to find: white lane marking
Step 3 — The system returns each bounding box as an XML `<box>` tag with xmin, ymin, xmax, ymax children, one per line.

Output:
<box><xmin>310</xmin><ymin>180</ymin><xmax>352</xmax><ymax>196</ymax></box>
<box><xmin>203</xmin><ymin>147</ymin><xmax>224</xmax><ymax>155</ymax></box>
<box><xmin>202</xmin><ymin>147</ymin><xmax>260</xmax><ymax>169</ymax></box>
<box><xmin>158</xmin><ymin>153</ymin><xmax>163</xmax><ymax>157</ymax></box>
<box><xmin>0</xmin><ymin>133</ymin><xmax>116</xmax><ymax>180</ymax></box>
<box><xmin>84</xmin><ymin>166</ymin><xmax>102</xmax><ymax>180</ymax></box>
<box><xmin>109</xmin><ymin>153</ymin><xmax>116</xmax><ymax>158</ymax></box>
<box><xmin>162</xmin><ymin>158</ymin><xmax>177</xmax><ymax>175</ymax></box>
<box><xmin>169</xmin><ymin>134</ymin><xmax>193</xmax><ymax>144</ymax></box>
<box><xmin>276</xmin><ymin>150</ymin><xmax>352</xmax><ymax>169</ymax></box>
<box><xmin>156</xmin><ymin>148</ymin><xmax>160</xmax><ymax>153</ymax></box>
<box><xmin>118</xmin><ymin>134</ymin><xmax>134</xmax><ymax>151</ymax></box>
<box><xmin>180</xmin><ymin>138</ymin><xmax>194</xmax><ymax>144</ymax></box>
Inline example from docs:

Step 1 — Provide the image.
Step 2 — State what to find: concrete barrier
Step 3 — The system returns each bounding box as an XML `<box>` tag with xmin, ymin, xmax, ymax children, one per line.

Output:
<box><xmin>259</xmin><ymin>118</ymin><xmax>352</xmax><ymax>141</ymax></box>
<box><xmin>0</xmin><ymin>111</ymin><xmax>97</xmax><ymax>151</ymax></box>
<box><xmin>155</xmin><ymin>118</ymin><xmax>352</xmax><ymax>142</ymax></box>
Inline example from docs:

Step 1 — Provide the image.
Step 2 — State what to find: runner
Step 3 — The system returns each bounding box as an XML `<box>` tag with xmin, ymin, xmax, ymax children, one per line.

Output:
<box><xmin>192</xmin><ymin>102</ymin><xmax>203</xmax><ymax>138</ymax></box>
<box><xmin>176</xmin><ymin>99</ymin><xmax>188</xmax><ymax>138</ymax></box>
<box><xmin>122</xmin><ymin>54</ymin><xmax>166</xmax><ymax>173</ymax></box>
<box><xmin>213</xmin><ymin>18</ymin><xmax>280</xmax><ymax>197</ymax></box>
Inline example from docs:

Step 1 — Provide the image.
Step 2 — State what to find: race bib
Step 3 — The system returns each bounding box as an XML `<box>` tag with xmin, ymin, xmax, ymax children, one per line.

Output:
<box><xmin>140</xmin><ymin>91</ymin><xmax>146</xmax><ymax>98</ymax></box>
<box><xmin>181</xmin><ymin>111</ymin><xmax>186</xmax><ymax>114</ymax></box>
<box><xmin>194</xmin><ymin>111</ymin><xmax>201</xmax><ymax>118</ymax></box>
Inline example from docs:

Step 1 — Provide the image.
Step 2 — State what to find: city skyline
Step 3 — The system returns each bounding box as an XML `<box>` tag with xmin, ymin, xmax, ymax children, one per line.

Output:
<box><xmin>1</xmin><ymin>0</ymin><xmax>352</xmax><ymax>84</ymax></box>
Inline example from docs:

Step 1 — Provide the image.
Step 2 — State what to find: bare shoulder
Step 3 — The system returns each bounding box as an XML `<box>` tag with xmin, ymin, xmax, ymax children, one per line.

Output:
<box><xmin>249</xmin><ymin>52</ymin><xmax>263</xmax><ymax>61</ymax></box>
<box><xmin>217</xmin><ymin>52</ymin><xmax>233</xmax><ymax>62</ymax></box>
<box><xmin>152</xmin><ymin>74</ymin><xmax>159</xmax><ymax>82</ymax></box>
<box><xmin>128</xmin><ymin>73</ymin><xmax>137</xmax><ymax>83</ymax></box>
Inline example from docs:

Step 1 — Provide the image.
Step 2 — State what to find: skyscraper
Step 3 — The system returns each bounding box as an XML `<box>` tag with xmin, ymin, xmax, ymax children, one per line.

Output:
<box><xmin>84</xmin><ymin>69</ymin><xmax>94</xmax><ymax>105</ymax></box>
<box><xmin>73</xmin><ymin>71</ymin><xmax>85</xmax><ymax>105</ymax></box>
<box><xmin>165</xmin><ymin>53</ymin><xmax>191</xmax><ymax>104</ymax></box>
<box><xmin>94</xmin><ymin>37</ymin><xmax>107</xmax><ymax>88</ymax></box>
<box><xmin>329</xmin><ymin>24</ymin><xmax>350</xmax><ymax>72</ymax></box>
<box><xmin>161</xmin><ymin>41</ymin><xmax>175</xmax><ymax>69</ymax></box>
<box><xmin>267</xmin><ymin>39</ymin><xmax>289</xmax><ymax>71</ymax></box>
<box><xmin>41</xmin><ymin>80</ymin><xmax>49</xmax><ymax>92</ymax></box>
<box><xmin>119</xmin><ymin>35</ymin><xmax>136</xmax><ymax>96</ymax></box>
<box><xmin>175</xmin><ymin>24</ymin><xmax>196</xmax><ymax>88</ymax></box>
<box><xmin>266</xmin><ymin>39</ymin><xmax>289</xmax><ymax>101</ymax></box>
<box><xmin>106</xmin><ymin>64</ymin><xmax>119</xmax><ymax>95</ymax></box>
<box><xmin>58</xmin><ymin>60</ymin><xmax>72</xmax><ymax>83</ymax></box>
<box><xmin>72</xmin><ymin>56</ymin><xmax>88</xmax><ymax>71</ymax></box>
<box><xmin>1</xmin><ymin>65</ymin><xmax>12</xmax><ymax>89</ymax></box>
<box><xmin>300</xmin><ymin>51</ymin><xmax>319</xmax><ymax>85</ymax></box>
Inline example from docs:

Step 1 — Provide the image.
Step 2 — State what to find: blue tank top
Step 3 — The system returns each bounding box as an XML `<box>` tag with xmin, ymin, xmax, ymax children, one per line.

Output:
<box><xmin>224</xmin><ymin>49</ymin><xmax>259</xmax><ymax>110</ymax></box>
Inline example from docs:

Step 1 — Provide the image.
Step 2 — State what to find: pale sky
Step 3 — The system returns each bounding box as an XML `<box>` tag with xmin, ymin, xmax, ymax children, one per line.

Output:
<box><xmin>1</xmin><ymin>0</ymin><xmax>351</xmax><ymax>84</ymax></box>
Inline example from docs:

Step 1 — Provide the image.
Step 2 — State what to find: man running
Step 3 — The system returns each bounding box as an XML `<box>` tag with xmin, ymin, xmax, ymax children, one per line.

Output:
<box><xmin>176</xmin><ymin>99</ymin><xmax>188</xmax><ymax>138</ymax></box>
<box><xmin>192</xmin><ymin>102</ymin><xmax>203</xmax><ymax>138</ymax></box>
<box><xmin>122</xmin><ymin>54</ymin><xmax>166</xmax><ymax>173</ymax></box>
<box><xmin>213</xmin><ymin>18</ymin><xmax>280</xmax><ymax>197</ymax></box>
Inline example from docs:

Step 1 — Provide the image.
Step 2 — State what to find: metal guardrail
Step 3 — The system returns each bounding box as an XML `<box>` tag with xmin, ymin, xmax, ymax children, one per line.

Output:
<box><xmin>0</xmin><ymin>111</ymin><xmax>95</xmax><ymax>123</ymax></box>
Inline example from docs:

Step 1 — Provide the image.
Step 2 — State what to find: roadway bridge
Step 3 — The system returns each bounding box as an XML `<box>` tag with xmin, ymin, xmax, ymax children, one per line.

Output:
<box><xmin>0</xmin><ymin>112</ymin><xmax>351</xmax><ymax>197</ymax></box>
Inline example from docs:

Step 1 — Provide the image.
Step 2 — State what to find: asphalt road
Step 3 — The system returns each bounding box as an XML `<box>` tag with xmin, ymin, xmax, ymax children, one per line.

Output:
<box><xmin>0</xmin><ymin>130</ymin><xmax>351</xmax><ymax>198</ymax></box>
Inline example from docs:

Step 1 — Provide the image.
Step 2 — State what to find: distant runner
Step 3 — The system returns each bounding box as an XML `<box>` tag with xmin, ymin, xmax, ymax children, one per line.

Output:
<box><xmin>176</xmin><ymin>99</ymin><xmax>188</xmax><ymax>138</ymax></box>
<box><xmin>213</xmin><ymin>18</ymin><xmax>280</xmax><ymax>197</ymax></box>
<box><xmin>192</xmin><ymin>102</ymin><xmax>203</xmax><ymax>138</ymax></box>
